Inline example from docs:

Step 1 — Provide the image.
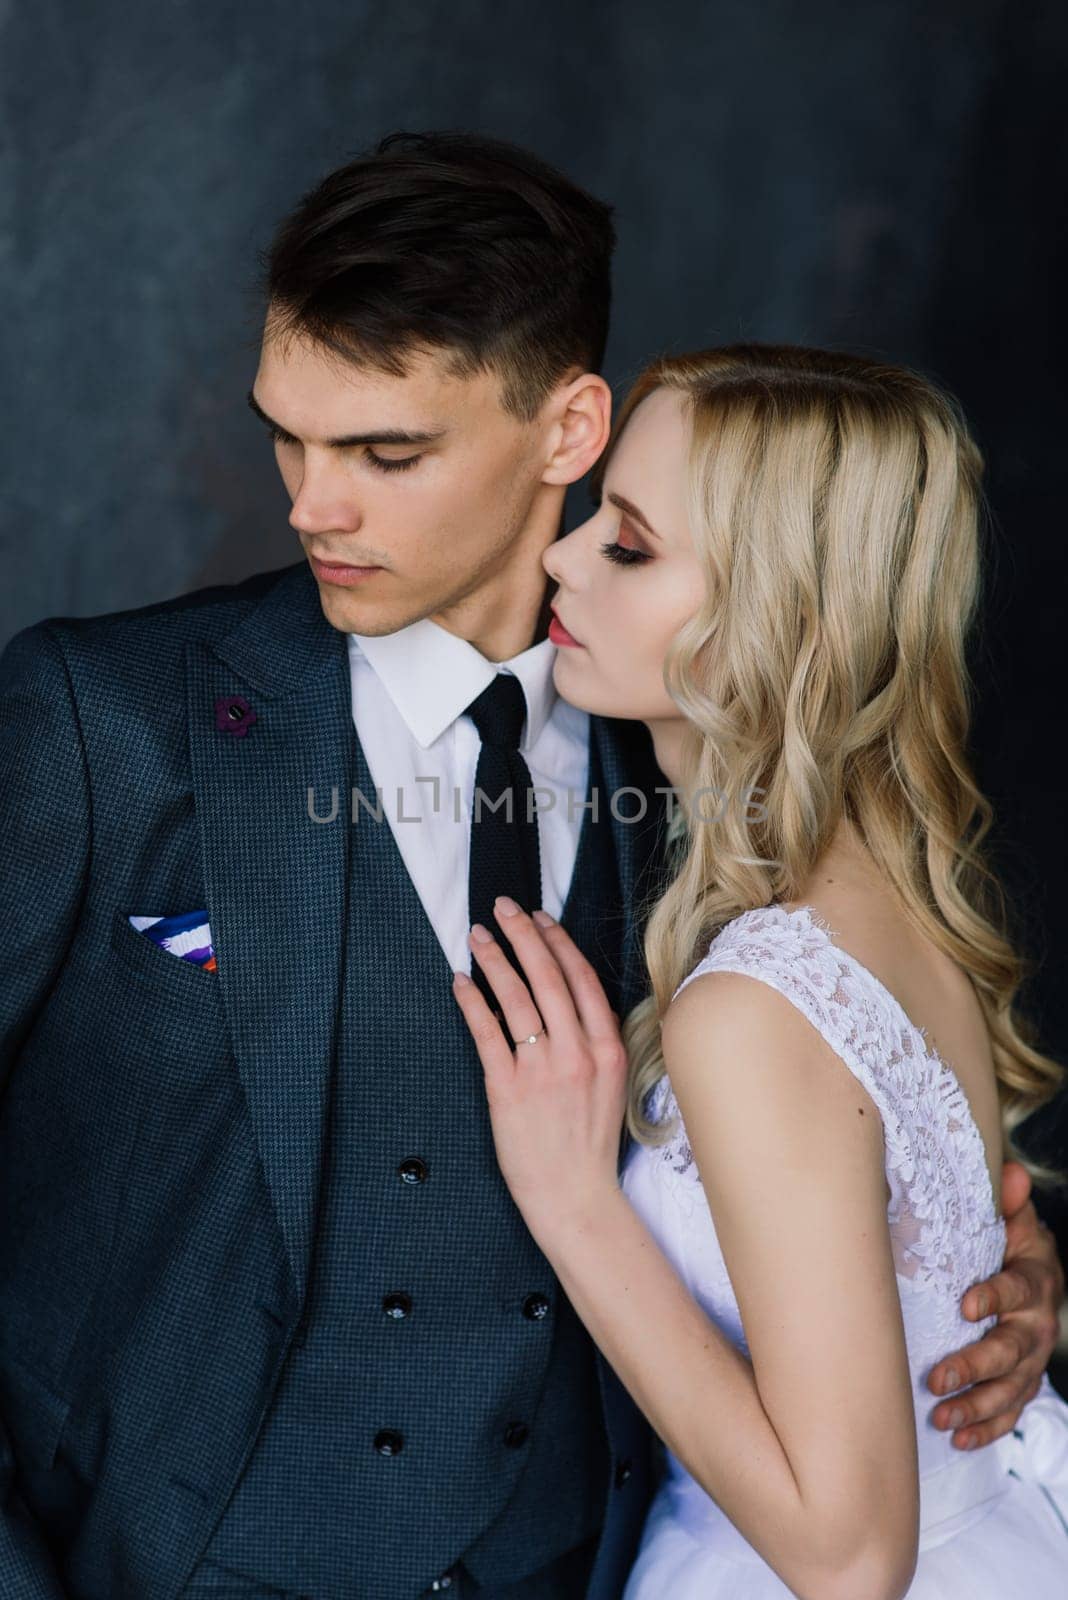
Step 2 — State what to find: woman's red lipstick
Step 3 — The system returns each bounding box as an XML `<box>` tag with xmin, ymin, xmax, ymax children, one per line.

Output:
<box><xmin>548</xmin><ymin>607</ymin><xmax>584</xmax><ymax>648</ymax></box>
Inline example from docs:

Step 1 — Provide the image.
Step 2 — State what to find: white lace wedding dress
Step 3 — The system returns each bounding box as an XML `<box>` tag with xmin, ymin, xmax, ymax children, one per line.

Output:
<box><xmin>620</xmin><ymin>902</ymin><xmax>1068</xmax><ymax>1596</ymax></box>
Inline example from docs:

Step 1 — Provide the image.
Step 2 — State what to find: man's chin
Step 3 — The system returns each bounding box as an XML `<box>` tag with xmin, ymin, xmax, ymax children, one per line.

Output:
<box><xmin>312</xmin><ymin>576</ymin><xmax>427</xmax><ymax>638</ymax></box>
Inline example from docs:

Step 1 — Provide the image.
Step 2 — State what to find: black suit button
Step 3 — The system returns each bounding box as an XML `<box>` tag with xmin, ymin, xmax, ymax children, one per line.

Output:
<box><xmin>503</xmin><ymin>1421</ymin><xmax>529</xmax><ymax>1449</ymax></box>
<box><xmin>614</xmin><ymin>1456</ymin><xmax>633</xmax><ymax>1488</ymax></box>
<box><xmin>382</xmin><ymin>1291</ymin><xmax>412</xmax><ymax>1319</ymax></box>
<box><xmin>397</xmin><ymin>1156</ymin><xmax>428</xmax><ymax>1184</ymax></box>
<box><xmin>373</xmin><ymin>1429</ymin><xmax>404</xmax><ymax>1456</ymax></box>
<box><xmin>522</xmin><ymin>1292</ymin><xmax>550</xmax><ymax>1321</ymax></box>
<box><xmin>427</xmin><ymin>1570</ymin><xmax>457</xmax><ymax>1592</ymax></box>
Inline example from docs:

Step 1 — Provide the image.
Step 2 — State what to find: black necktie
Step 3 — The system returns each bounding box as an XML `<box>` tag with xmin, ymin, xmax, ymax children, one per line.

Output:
<box><xmin>464</xmin><ymin>671</ymin><xmax>543</xmax><ymax>1021</ymax></box>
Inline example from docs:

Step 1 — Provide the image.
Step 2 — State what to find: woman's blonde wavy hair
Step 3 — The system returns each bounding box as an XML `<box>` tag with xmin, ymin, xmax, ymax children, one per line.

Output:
<box><xmin>597</xmin><ymin>343</ymin><xmax>1067</xmax><ymax>1193</ymax></box>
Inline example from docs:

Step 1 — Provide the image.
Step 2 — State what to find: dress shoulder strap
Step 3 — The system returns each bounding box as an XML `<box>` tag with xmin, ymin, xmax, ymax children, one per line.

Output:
<box><xmin>672</xmin><ymin>903</ymin><xmax>901</xmax><ymax>1118</ymax></box>
<box><xmin>659</xmin><ymin>902</ymin><xmax>1003</xmax><ymax>1297</ymax></box>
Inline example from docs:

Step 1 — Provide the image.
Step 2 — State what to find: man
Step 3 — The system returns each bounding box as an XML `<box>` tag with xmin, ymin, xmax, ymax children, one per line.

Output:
<box><xmin>1</xmin><ymin>128</ymin><xmax>1062</xmax><ymax>1600</ymax></box>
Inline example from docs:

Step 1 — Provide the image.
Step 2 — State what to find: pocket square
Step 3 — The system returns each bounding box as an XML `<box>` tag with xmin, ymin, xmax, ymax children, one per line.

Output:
<box><xmin>128</xmin><ymin>910</ymin><xmax>216</xmax><ymax>971</ymax></box>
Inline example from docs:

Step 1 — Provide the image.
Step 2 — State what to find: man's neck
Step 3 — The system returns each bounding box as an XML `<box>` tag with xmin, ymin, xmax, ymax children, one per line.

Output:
<box><xmin>431</xmin><ymin>504</ymin><xmax>565</xmax><ymax>661</ymax></box>
<box><xmin>429</xmin><ymin>571</ymin><xmax>554</xmax><ymax>662</ymax></box>
<box><xmin>529</xmin><ymin>577</ymin><xmax>555</xmax><ymax>650</ymax></box>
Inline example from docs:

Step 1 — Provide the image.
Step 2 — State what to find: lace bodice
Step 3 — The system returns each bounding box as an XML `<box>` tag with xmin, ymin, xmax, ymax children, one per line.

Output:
<box><xmin>620</xmin><ymin>901</ymin><xmax>1008</xmax><ymax>1483</ymax></box>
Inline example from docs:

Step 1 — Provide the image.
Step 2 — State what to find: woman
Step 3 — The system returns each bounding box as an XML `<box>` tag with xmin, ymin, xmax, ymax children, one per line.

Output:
<box><xmin>451</xmin><ymin>344</ymin><xmax>1068</xmax><ymax>1597</ymax></box>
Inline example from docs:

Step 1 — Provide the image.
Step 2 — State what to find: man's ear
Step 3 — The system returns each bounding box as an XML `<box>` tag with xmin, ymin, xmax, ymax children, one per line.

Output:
<box><xmin>540</xmin><ymin>372</ymin><xmax>612</xmax><ymax>488</ymax></box>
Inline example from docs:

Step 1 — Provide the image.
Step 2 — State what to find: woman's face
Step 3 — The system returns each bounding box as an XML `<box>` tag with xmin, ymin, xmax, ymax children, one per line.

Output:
<box><xmin>542</xmin><ymin>387</ymin><xmax>705</xmax><ymax>729</ymax></box>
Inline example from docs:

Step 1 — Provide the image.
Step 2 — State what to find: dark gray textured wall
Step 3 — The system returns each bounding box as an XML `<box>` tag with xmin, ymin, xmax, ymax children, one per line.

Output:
<box><xmin>4</xmin><ymin>1</ymin><xmax>1067</xmax><ymax>1172</ymax></box>
<box><xmin>5</xmin><ymin>0</ymin><xmax>1047</xmax><ymax>626</ymax></box>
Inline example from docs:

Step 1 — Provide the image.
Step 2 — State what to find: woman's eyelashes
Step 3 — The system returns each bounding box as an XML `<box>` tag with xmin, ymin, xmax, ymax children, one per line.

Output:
<box><xmin>267</xmin><ymin>425</ymin><xmax>421</xmax><ymax>473</ymax></box>
<box><xmin>599</xmin><ymin>539</ymin><xmax>652</xmax><ymax>566</ymax></box>
<box><xmin>589</xmin><ymin>490</ymin><xmax>652</xmax><ymax>567</ymax></box>
<box><xmin>598</xmin><ymin>519</ymin><xmax>652</xmax><ymax>567</ymax></box>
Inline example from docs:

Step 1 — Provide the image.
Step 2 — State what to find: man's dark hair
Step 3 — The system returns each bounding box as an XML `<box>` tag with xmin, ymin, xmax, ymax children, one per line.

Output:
<box><xmin>257</xmin><ymin>129</ymin><xmax>616</xmax><ymax>423</ymax></box>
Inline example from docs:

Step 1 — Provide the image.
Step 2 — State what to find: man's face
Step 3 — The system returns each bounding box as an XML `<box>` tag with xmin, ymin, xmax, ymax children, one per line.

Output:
<box><xmin>250</xmin><ymin>325</ymin><xmax>559</xmax><ymax>638</ymax></box>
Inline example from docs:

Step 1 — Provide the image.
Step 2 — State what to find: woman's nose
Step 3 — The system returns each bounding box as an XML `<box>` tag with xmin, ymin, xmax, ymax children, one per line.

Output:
<box><xmin>543</xmin><ymin>517</ymin><xmax>590</xmax><ymax>584</ymax></box>
<box><xmin>542</xmin><ymin>534</ymin><xmax>565</xmax><ymax>582</ymax></box>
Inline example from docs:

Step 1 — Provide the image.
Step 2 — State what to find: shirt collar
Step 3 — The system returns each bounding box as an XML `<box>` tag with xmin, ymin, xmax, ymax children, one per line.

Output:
<box><xmin>348</xmin><ymin>615</ymin><xmax>559</xmax><ymax>752</ymax></box>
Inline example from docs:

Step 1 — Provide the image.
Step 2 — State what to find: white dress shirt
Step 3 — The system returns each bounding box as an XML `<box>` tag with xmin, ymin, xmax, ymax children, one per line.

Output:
<box><xmin>346</xmin><ymin>618</ymin><xmax>590</xmax><ymax>977</ymax></box>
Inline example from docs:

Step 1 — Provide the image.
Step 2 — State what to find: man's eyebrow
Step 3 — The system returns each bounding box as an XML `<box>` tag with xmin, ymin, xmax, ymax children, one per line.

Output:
<box><xmin>246</xmin><ymin>388</ymin><xmax>447</xmax><ymax>448</ymax></box>
<box><xmin>606</xmin><ymin>490</ymin><xmax>663</xmax><ymax>542</ymax></box>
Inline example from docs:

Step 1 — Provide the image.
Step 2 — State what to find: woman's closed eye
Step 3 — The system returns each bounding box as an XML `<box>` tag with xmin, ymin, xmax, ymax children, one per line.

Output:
<box><xmin>599</xmin><ymin>537</ymin><xmax>652</xmax><ymax>567</ymax></box>
<box><xmin>599</xmin><ymin>510</ymin><xmax>653</xmax><ymax>566</ymax></box>
<box><xmin>589</xmin><ymin>488</ymin><xmax>653</xmax><ymax>567</ymax></box>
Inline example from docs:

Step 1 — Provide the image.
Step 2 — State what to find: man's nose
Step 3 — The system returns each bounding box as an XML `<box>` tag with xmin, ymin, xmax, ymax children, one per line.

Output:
<box><xmin>288</xmin><ymin>455</ymin><xmax>362</xmax><ymax>535</ymax></box>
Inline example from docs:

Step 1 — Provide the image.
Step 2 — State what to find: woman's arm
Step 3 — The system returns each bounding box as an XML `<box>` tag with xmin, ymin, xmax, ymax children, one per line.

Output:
<box><xmin>665</xmin><ymin>969</ymin><xmax>922</xmax><ymax>1551</ymax></box>
<box><xmin>452</xmin><ymin>904</ymin><xmax>920</xmax><ymax>1600</ymax></box>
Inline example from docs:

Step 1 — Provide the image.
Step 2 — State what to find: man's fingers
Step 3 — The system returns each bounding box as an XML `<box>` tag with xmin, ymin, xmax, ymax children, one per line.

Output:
<box><xmin>927</xmin><ymin>1323</ymin><xmax>1027</xmax><ymax>1396</ymax></box>
<box><xmin>960</xmin><ymin>1262</ymin><xmax>1035</xmax><ymax>1321</ymax></box>
<box><xmin>948</xmin><ymin>1359</ymin><xmax>1045</xmax><ymax>1451</ymax></box>
<box><xmin>998</xmin><ymin>1159</ymin><xmax>1033</xmax><ymax>1221</ymax></box>
<box><xmin>932</xmin><ymin>1367</ymin><xmax>1033</xmax><ymax>1434</ymax></box>
<box><xmin>952</xmin><ymin>1406</ymin><xmax>1027</xmax><ymax>1452</ymax></box>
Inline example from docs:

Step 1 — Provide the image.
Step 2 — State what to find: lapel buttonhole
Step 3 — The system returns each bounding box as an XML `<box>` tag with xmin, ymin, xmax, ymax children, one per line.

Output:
<box><xmin>215</xmin><ymin>694</ymin><xmax>258</xmax><ymax>738</ymax></box>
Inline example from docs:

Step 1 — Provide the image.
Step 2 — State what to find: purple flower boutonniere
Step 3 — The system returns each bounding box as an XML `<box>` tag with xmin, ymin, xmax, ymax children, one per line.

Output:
<box><xmin>215</xmin><ymin>694</ymin><xmax>258</xmax><ymax>738</ymax></box>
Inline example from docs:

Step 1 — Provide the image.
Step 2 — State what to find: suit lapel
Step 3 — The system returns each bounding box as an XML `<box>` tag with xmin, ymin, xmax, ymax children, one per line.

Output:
<box><xmin>185</xmin><ymin>561</ymin><xmax>352</xmax><ymax>1305</ymax></box>
<box><xmin>184</xmin><ymin>561</ymin><xmax>672</xmax><ymax>1302</ymax></box>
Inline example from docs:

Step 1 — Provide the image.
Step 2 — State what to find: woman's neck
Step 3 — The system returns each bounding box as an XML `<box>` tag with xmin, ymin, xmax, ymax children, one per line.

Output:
<box><xmin>645</xmin><ymin>717</ymin><xmax>687</xmax><ymax>791</ymax></box>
